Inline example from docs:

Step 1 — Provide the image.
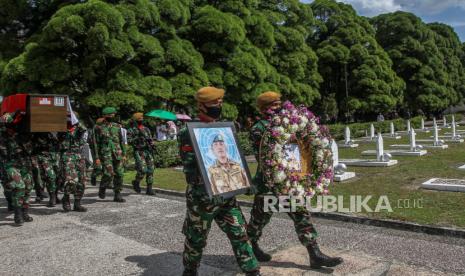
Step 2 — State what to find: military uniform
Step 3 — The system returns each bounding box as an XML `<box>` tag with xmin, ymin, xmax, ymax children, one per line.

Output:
<box><xmin>247</xmin><ymin>119</ymin><xmax>318</xmax><ymax>246</ymax></box>
<box><xmin>0</xmin><ymin>113</ymin><xmax>34</xmax><ymax>224</ymax></box>
<box><xmin>179</xmin><ymin>87</ymin><xmax>259</xmax><ymax>276</ymax></box>
<box><xmin>31</xmin><ymin>133</ymin><xmax>59</xmax><ymax>201</ymax></box>
<box><xmin>58</xmin><ymin>122</ymin><xmax>88</xmax><ymax>212</ymax></box>
<box><xmin>94</xmin><ymin>108</ymin><xmax>126</xmax><ymax>201</ymax></box>
<box><xmin>208</xmin><ymin>159</ymin><xmax>249</xmax><ymax>194</ymax></box>
<box><xmin>89</xmin><ymin>120</ymin><xmax>103</xmax><ymax>186</ymax></box>
<box><xmin>127</xmin><ymin>118</ymin><xmax>155</xmax><ymax>194</ymax></box>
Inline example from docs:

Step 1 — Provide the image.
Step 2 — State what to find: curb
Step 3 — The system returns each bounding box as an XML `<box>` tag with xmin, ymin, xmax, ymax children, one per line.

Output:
<box><xmin>123</xmin><ymin>184</ymin><xmax>465</xmax><ymax>239</ymax></box>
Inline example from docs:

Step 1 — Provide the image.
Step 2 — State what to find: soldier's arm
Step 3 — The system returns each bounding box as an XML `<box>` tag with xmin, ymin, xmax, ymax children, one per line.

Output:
<box><xmin>249</xmin><ymin>122</ymin><xmax>265</xmax><ymax>162</ymax></box>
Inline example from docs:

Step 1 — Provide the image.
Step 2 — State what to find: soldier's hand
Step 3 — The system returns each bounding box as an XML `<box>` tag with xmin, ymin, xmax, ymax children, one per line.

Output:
<box><xmin>95</xmin><ymin>159</ymin><xmax>101</xmax><ymax>166</ymax></box>
<box><xmin>212</xmin><ymin>195</ymin><xmax>225</xmax><ymax>205</ymax></box>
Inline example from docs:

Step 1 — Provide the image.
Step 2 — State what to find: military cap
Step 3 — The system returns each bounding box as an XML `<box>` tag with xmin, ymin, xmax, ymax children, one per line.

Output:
<box><xmin>132</xmin><ymin>112</ymin><xmax>144</xmax><ymax>120</ymax></box>
<box><xmin>195</xmin><ymin>87</ymin><xmax>225</xmax><ymax>103</ymax></box>
<box><xmin>102</xmin><ymin>107</ymin><xmax>117</xmax><ymax>115</ymax></box>
<box><xmin>212</xmin><ymin>134</ymin><xmax>225</xmax><ymax>144</ymax></box>
<box><xmin>257</xmin><ymin>91</ymin><xmax>281</xmax><ymax>111</ymax></box>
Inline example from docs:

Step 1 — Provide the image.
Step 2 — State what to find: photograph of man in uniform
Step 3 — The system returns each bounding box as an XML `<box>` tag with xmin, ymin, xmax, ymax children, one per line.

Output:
<box><xmin>284</xmin><ymin>144</ymin><xmax>302</xmax><ymax>172</ymax></box>
<box><xmin>208</xmin><ymin>134</ymin><xmax>250</xmax><ymax>195</ymax></box>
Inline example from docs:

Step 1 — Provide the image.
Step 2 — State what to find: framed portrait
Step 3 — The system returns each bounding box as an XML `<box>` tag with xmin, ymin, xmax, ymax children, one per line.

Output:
<box><xmin>187</xmin><ymin>121</ymin><xmax>252</xmax><ymax>199</ymax></box>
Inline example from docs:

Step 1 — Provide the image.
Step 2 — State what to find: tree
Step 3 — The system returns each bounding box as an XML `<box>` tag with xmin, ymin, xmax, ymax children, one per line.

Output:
<box><xmin>371</xmin><ymin>12</ymin><xmax>461</xmax><ymax>116</ymax></box>
<box><xmin>1</xmin><ymin>0</ymin><xmax>208</xmax><ymax>118</ymax></box>
<box><xmin>310</xmin><ymin>0</ymin><xmax>404</xmax><ymax>121</ymax></box>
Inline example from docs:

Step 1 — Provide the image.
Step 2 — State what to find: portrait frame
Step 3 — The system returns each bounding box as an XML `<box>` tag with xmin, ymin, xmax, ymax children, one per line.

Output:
<box><xmin>187</xmin><ymin>121</ymin><xmax>253</xmax><ymax>199</ymax></box>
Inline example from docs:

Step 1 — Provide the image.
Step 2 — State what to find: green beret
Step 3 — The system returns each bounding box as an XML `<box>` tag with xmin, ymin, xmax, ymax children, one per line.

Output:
<box><xmin>212</xmin><ymin>134</ymin><xmax>225</xmax><ymax>144</ymax></box>
<box><xmin>102</xmin><ymin>107</ymin><xmax>117</xmax><ymax>115</ymax></box>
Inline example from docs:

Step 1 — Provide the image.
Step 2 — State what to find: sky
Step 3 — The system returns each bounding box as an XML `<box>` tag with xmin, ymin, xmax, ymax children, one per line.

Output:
<box><xmin>301</xmin><ymin>0</ymin><xmax>465</xmax><ymax>41</ymax></box>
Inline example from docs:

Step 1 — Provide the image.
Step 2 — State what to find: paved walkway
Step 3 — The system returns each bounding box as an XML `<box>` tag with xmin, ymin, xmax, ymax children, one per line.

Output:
<box><xmin>0</xmin><ymin>186</ymin><xmax>464</xmax><ymax>275</ymax></box>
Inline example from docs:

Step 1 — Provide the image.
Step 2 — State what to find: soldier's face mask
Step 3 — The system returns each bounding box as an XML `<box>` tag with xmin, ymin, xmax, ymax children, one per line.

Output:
<box><xmin>265</xmin><ymin>101</ymin><xmax>282</xmax><ymax>116</ymax></box>
<box><xmin>203</xmin><ymin>99</ymin><xmax>223</xmax><ymax>119</ymax></box>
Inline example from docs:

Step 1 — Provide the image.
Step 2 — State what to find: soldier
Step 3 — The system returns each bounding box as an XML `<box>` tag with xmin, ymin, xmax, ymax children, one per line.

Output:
<box><xmin>0</xmin><ymin>111</ymin><xmax>34</xmax><ymax>225</ymax></box>
<box><xmin>208</xmin><ymin>134</ymin><xmax>249</xmax><ymax>194</ymax></box>
<box><xmin>0</xmin><ymin>114</ymin><xmax>13</xmax><ymax>211</ymax></box>
<box><xmin>179</xmin><ymin>87</ymin><xmax>260</xmax><ymax>276</ymax></box>
<box><xmin>127</xmin><ymin>112</ymin><xmax>156</xmax><ymax>195</ymax></box>
<box><xmin>94</xmin><ymin>107</ymin><xmax>127</xmax><ymax>202</ymax></box>
<box><xmin>58</xmin><ymin>112</ymin><xmax>88</xmax><ymax>212</ymax></box>
<box><xmin>31</xmin><ymin>132</ymin><xmax>59</xmax><ymax>207</ymax></box>
<box><xmin>247</xmin><ymin>91</ymin><xmax>343</xmax><ymax>268</ymax></box>
<box><xmin>89</xmin><ymin>118</ymin><xmax>104</xmax><ymax>186</ymax></box>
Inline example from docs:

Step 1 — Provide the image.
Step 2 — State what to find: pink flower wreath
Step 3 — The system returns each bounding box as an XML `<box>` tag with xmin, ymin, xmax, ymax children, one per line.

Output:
<box><xmin>260</xmin><ymin>101</ymin><xmax>334</xmax><ymax>198</ymax></box>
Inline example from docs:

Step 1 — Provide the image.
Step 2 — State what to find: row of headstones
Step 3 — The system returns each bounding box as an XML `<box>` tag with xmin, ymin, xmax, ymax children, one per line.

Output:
<box><xmin>331</xmin><ymin>115</ymin><xmax>464</xmax><ymax>183</ymax></box>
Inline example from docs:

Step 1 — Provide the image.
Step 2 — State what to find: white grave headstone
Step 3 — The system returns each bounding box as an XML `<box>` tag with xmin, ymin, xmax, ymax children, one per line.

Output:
<box><xmin>433</xmin><ymin>120</ymin><xmax>444</xmax><ymax>146</ymax></box>
<box><xmin>390</xmin><ymin>122</ymin><xmax>395</xmax><ymax>136</ymax></box>
<box><xmin>443</xmin><ymin>116</ymin><xmax>447</xmax><ymax>127</ymax></box>
<box><xmin>376</xmin><ymin>134</ymin><xmax>391</xmax><ymax>162</ymax></box>
<box><xmin>330</xmin><ymin>140</ymin><xmax>356</xmax><ymax>181</ymax></box>
<box><xmin>421</xmin><ymin>118</ymin><xmax>425</xmax><ymax>130</ymax></box>
<box><xmin>370</xmin><ymin>124</ymin><xmax>375</xmax><ymax>140</ymax></box>
<box><xmin>407</xmin><ymin>120</ymin><xmax>411</xmax><ymax>133</ymax></box>
<box><xmin>344</xmin><ymin>126</ymin><xmax>351</xmax><ymax>144</ymax></box>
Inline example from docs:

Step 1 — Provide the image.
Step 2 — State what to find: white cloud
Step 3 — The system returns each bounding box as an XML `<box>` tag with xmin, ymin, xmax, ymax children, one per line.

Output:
<box><xmin>339</xmin><ymin>0</ymin><xmax>401</xmax><ymax>16</ymax></box>
<box><xmin>338</xmin><ymin>0</ymin><xmax>465</xmax><ymax>16</ymax></box>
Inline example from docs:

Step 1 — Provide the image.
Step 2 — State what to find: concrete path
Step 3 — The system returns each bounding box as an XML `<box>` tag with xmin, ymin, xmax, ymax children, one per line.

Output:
<box><xmin>0</xmin><ymin>186</ymin><xmax>464</xmax><ymax>275</ymax></box>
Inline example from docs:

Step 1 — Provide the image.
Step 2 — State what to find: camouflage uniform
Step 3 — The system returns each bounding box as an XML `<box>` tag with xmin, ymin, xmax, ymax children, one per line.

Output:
<box><xmin>0</xmin><ymin>114</ymin><xmax>34</xmax><ymax>211</ymax></box>
<box><xmin>127</xmin><ymin>121</ymin><xmax>155</xmax><ymax>193</ymax></box>
<box><xmin>247</xmin><ymin>119</ymin><xmax>318</xmax><ymax>246</ymax></box>
<box><xmin>179</xmin><ymin>126</ymin><xmax>259</xmax><ymax>273</ymax></box>
<box><xmin>58</xmin><ymin>123</ymin><xmax>87</xmax><ymax>201</ymax></box>
<box><xmin>31</xmin><ymin>133</ymin><xmax>59</xmax><ymax>193</ymax></box>
<box><xmin>88</xmin><ymin>124</ymin><xmax>102</xmax><ymax>186</ymax></box>
<box><xmin>0</xmin><ymin>118</ymin><xmax>13</xmax><ymax>210</ymax></box>
<box><xmin>94</xmin><ymin>120</ymin><xmax>126</xmax><ymax>194</ymax></box>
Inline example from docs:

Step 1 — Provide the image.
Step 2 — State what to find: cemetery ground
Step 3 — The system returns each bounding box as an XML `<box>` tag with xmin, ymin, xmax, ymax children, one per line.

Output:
<box><xmin>123</xmin><ymin>126</ymin><xmax>465</xmax><ymax>229</ymax></box>
<box><xmin>1</xmin><ymin>186</ymin><xmax>465</xmax><ymax>275</ymax></box>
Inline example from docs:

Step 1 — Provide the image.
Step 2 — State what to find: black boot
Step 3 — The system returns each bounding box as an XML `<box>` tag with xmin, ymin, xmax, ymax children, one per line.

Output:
<box><xmin>146</xmin><ymin>184</ymin><xmax>155</xmax><ymax>196</ymax></box>
<box><xmin>55</xmin><ymin>191</ymin><xmax>62</xmax><ymax>204</ymax></box>
<box><xmin>307</xmin><ymin>244</ymin><xmax>343</xmax><ymax>269</ymax></box>
<box><xmin>4</xmin><ymin>191</ymin><xmax>14</xmax><ymax>211</ymax></box>
<box><xmin>40</xmin><ymin>189</ymin><xmax>48</xmax><ymax>199</ymax></box>
<box><xmin>132</xmin><ymin>180</ymin><xmax>141</xmax><ymax>194</ymax></box>
<box><xmin>14</xmin><ymin>207</ymin><xmax>24</xmax><ymax>226</ymax></box>
<box><xmin>62</xmin><ymin>194</ymin><xmax>71</xmax><ymax>212</ymax></box>
<box><xmin>182</xmin><ymin>268</ymin><xmax>198</xmax><ymax>276</ymax></box>
<box><xmin>98</xmin><ymin>187</ymin><xmax>106</xmax><ymax>199</ymax></box>
<box><xmin>91</xmin><ymin>176</ymin><xmax>97</xmax><ymax>186</ymax></box>
<box><xmin>252</xmin><ymin>242</ymin><xmax>272</xmax><ymax>262</ymax></box>
<box><xmin>47</xmin><ymin>192</ymin><xmax>56</xmax><ymax>207</ymax></box>
<box><xmin>35</xmin><ymin>189</ymin><xmax>43</xmax><ymax>203</ymax></box>
<box><xmin>113</xmin><ymin>192</ymin><xmax>126</xmax><ymax>203</ymax></box>
<box><xmin>22</xmin><ymin>207</ymin><xmax>33</xmax><ymax>222</ymax></box>
<box><xmin>73</xmin><ymin>198</ymin><xmax>87</xmax><ymax>212</ymax></box>
<box><xmin>245</xmin><ymin>271</ymin><xmax>261</xmax><ymax>276</ymax></box>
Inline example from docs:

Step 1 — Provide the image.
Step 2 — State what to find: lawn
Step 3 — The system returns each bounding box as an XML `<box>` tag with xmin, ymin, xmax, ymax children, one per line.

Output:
<box><xmin>123</xmin><ymin>126</ymin><xmax>465</xmax><ymax>229</ymax></box>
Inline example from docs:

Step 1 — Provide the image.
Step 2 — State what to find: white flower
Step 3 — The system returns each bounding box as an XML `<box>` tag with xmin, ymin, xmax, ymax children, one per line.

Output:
<box><xmin>285</xmin><ymin>181</ymin><xmax>291</xmax><ymax>187</ymax></box>
<box><xmin>282</xmin><ymin>117</ymin><xmax>290</xmax><ymax>126</ymax></box>
<box><xmin>274</xmin><ymin>171</ymin><xmax>287</xmax><ymax>182</ymax></box>
<box><xmin>272</xmin><ymin>116</ymin><xmax>281</xmax><ymax>125</ymax></box>
<box><xmin>310</xmin><ymin>122</ymin><xmax>318</xmax><ymax>132</ymax></box>
<box><xmin>296</xmin><ymin>186</ymin><xmax>305</xmax><ymax>197</ymax></box>
<box><xmin>321</xmin><ymin>138</ymin><xmax>330</xmax><ymax>148</ymax></box>
<box><xmin>289</xmin><ymin>123</ymin><xmax>299</xmax><ymax>133</ymax></box>
<box><xmin>312</xmin><ymin>138</ymin><xmax>322</xmax><ymax>146</ymax></box>
<box><xmin>300</xmin><ymin>116</ymin><xmax>308</xmax><ymax>125</ymax></box>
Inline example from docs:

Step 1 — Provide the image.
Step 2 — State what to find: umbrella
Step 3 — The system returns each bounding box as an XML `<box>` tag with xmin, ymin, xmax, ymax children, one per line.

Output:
<box><xmin>145</xmin><ymin>109</ymin><xmax>177</xmax><ymax>121</ymax></box>
<box><xmin>176</xmin><ymin>114</ymin><xmax>192</xmax><ymax>121</ymax></box>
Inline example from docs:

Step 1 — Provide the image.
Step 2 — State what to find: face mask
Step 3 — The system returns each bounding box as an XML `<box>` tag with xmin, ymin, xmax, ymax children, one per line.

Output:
<box><xmin>265</xmin><ymin>106</ymin><xmax>282</xmax><ymax>116</ymax></box>
<box><xmin>106</xmin><ymin>117</ymin><xmax>114</xmax><ymax>122</ymax></box>
<box><xmin>205</xmin><ymin>106</ymin><xmax>222</xmax><ymax>119</ymax></box>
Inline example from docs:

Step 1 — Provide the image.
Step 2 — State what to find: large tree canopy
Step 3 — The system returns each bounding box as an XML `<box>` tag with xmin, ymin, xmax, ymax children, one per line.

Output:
<box><xmin>310</xmin><ymin>0</ymin><xmax>405</xmax><ymax>121</ymax></box>
<box><xmin>371</xmin><ymin>12</ymin><xmax>463</xmax><ymax>116</ymax></box>
<box><xmin>0</xmin><ymin>0</ymin><xmax>464</xmax><ymax>121</ymax></box>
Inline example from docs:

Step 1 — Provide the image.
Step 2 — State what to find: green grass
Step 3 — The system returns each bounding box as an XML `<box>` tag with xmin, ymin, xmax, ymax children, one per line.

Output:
<box><xmin>123</xmin><ymin>127</ymin><xmax>465</xmax><ymax>229</ymax></box>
